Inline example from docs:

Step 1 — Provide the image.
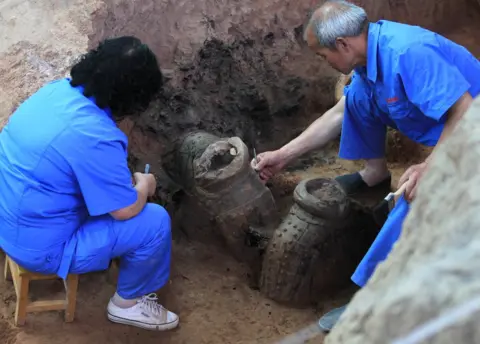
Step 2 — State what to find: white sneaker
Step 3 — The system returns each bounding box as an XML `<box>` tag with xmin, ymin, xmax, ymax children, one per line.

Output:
<box><xmin>107</xmin><ymin>293</ymin><xmax>179</xmax><ymax>331</ymax></box>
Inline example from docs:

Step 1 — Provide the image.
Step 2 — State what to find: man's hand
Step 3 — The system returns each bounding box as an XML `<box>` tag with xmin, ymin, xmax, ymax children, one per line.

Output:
<box><xmin>133</xmin><ymin>172</ymin><xmax>157</xmax><ymax>197</ymax></box>
<box><xmin>251</xmin><ymin>150</ymin><xmax>288</xmax><ymax>182</ymax></box>
<box><xmin>249</xmin><ymin>98</ymin><xmax>345</xmax><ymax>183</ymax></box>
<box><xmin>398</xmin><ymin>162</ymin><xmax>428</xmax><ymax>202</ymax></box>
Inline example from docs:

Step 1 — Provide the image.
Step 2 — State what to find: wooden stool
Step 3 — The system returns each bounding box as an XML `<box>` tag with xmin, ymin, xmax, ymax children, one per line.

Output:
<box><xmin>3</xmin><ymin>256</ymin><xmax>79</xmax><ymax>326</ymax></box>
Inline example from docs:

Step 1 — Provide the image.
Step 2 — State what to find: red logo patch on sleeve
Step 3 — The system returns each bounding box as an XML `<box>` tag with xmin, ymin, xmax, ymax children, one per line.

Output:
<box><xmin>386</xmin><ymin>97</ymin><xmax>399</xmax><ymax>103</ymax></box>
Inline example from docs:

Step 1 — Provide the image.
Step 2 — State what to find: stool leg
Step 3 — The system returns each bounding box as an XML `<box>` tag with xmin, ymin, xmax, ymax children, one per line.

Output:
<box><xmin>4</xmin><ymin>257</ymin><xmax>12</xmax><ymax>281</ymax></box>
<box><xmin>65</xmin><ymin>275</ymin><xmax>79</xmax><ymax>322</ymax></box>
<box><xmin>15</xmin><ymin>276</ymin><xmax>29</xmax><ymax>326</ymax></box>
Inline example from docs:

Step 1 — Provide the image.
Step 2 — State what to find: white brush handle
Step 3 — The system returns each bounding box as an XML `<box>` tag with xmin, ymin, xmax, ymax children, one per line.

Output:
<box><xmin>392</xmin><ymin>181</ymin><xmax>408</xmax><ymax>201</ymax></box>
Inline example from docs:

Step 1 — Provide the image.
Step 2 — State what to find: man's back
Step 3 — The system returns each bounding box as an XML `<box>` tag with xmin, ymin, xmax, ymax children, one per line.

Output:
<box><xmin>377</xmin><ymin>20</ymin><xmax>480</xmax><ymax>95</ymax></box>
<box><xmin>0</xmin><ymin>78</ymin><xmax>127</xmax><ymax>262</ymax></box>
<box><xmin>356</xmin><ymin>20</ymin><xmax>480</xmax><ymax>145</ymax></box>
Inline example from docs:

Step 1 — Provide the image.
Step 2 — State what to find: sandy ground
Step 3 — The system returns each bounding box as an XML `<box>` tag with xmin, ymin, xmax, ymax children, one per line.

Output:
<box><xmin>1</xmin><ymin>248</ymin><xmax>327</xmax><ymax>344</ymax></box>
<box><xmin>0</xmin><ymin>236</ymin><xmax>342</xmax><ymax>344</ymax></box>
<box><xmin>0</xmin><ymin>139</ymin><xmax>422</xmax><ymax>344</ymax></box>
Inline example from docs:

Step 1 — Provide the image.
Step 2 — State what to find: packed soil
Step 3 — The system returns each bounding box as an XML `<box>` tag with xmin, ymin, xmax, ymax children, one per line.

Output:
<box><xmin>309</xmin><ymin>180</ymin><xmax>345</xmax><ymax>202</ymax></box>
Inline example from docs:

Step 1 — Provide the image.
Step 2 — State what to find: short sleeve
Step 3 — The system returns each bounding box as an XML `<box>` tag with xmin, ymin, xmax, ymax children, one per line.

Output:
<box><xmin>343</xmin><ymin>71</ymin><xmax>359</xmax><ymax>96</ymax></box>
<box><xmin>339</xmin><ymin>74</ymin><xmax>387</xmax><ymax>160</ymax></box>
<box><xmin>67</xmin><ymin>132</ymin><xmax>137</xmax><ymax>216</ymax></box>
<box><xmin>397</xmin><ymin>44</ymin><xmax>471</xmax><ymax>121</ymax></box>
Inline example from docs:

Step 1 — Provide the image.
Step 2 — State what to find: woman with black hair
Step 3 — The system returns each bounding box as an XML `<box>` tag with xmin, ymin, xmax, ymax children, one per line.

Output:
<box><xmin>0</xmin><ymin>36</ymin><xmax>179</xmax><ymax>331</ymax></box>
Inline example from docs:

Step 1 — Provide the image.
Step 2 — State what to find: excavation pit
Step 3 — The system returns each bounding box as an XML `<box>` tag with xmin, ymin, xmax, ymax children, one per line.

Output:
<box><xmin>0</xmin><ymin>0</ymin><xmax>480</xmax><ymax>342</ymax></box>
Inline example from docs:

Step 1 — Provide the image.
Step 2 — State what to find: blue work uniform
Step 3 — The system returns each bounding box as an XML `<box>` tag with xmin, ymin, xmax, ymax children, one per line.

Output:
<box><xmin>339</xmin><ymin>20</ymin><xmax>480</xmax><ymax>287</ymax></box>
<box><xmin>0</xmin><ymin>79</ymin><xmax>171</xmax><ymax>299</ymax></box>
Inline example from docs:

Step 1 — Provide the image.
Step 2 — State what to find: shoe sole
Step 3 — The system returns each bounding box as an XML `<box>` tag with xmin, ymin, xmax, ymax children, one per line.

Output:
<box><xmin>107</xmin><ymin>312</ymin><xmax>179</xmax><ymax>331</ymax></box>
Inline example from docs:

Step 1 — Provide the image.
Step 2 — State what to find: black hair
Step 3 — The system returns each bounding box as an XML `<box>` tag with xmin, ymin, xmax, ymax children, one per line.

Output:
<box><xmin>70</xmin><ymin>36</ymin><xmax>163</xmax><ymax>117</ymax></box>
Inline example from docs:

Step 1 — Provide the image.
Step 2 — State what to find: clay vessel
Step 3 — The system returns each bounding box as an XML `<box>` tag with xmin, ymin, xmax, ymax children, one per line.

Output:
<box><xmin>259</xmin><ymin>177</ymin><xmax>379</xmax><ymax>307</ymax></box>
<box><xmin>164</xmin><ymin>131</ymin><xmax>279</xmax><ymax>265</ymax></box>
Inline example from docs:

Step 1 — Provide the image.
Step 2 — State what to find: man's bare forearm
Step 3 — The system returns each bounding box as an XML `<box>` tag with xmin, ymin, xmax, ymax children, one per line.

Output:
<box><xmin>279</xmin><ymin>97</ymin><xmax>345</xmax><ymax>163</ymax></box>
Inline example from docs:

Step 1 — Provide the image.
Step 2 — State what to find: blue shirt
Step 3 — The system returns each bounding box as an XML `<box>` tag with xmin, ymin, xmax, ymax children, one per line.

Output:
<box><xmin>0</xmin><ymin>78</ymin><xmax>137</xmax><ymax>278</ymax></box>
<box><xmin>339</xmin><ymin>20</ymin><xmax>480</xmax><ymax>160</ymax></box>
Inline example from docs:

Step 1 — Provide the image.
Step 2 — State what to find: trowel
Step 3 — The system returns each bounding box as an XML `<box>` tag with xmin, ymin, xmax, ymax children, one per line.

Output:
<box><xmin>372</xmin><ymin>180</ymin><xmax>408</xmax><ymax>226</ymax></box>
<box><xmin>274</xmin><ymin>320</ymin><xmax>324</xmax><ymax>344</ymax></box>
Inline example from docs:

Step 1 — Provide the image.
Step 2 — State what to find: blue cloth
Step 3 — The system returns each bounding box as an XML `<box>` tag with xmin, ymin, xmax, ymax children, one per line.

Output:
<box><xmin>351</xmin><ymin>196</ymin><xmax>409</xmax><ymax>287</ymax></box>
<box><xmin>0</xmin><ymin>78</ymin><xmax>171</xmax><ymax>298</ymax></box>
<box><xmin>339</xmin><ymin>21</ymin><xmax>480</xmax><ymax>287</ymax></box>
<box><xmin>71</xmin><ymin>203</ymin><xmax>171</xmax><ymax>299</ymax></box>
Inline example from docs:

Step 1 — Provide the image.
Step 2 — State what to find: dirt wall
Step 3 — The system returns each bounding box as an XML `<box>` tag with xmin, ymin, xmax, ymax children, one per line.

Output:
<box><xmin>1</xmin><ymin>0</ymin><xmax>479</xmax><ymax>266</ymax></box>
<box><xmin>1</xmin><ymin>0</ymin><xmax>479</xmax><ymax>163</ymax></box>
<box><xmin>89</xmin><ymin>0</ymin><xmax>480</xmax><ymax>177</ymax></box>
<box><xmin>0</xmin><ymin>0</ymin><xmax>479</xmax><ymax>243</ymax></box>
<box><xmin>88</xmin><ymin>0</ymin><xmax>475</xmax><ymax>68</ymax></box>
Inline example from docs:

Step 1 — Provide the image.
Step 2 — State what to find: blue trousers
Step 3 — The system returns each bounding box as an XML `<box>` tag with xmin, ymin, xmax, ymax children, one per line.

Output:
<box><xmin>69</xmin><ymin>203</ymin><xmax>172</xmax><ymax>299</ymax></box>
<box><xmin>351</xmin><ymin>196</ymin><xmax>410</xmax><ymax>287</ymax></box>
<box><xmin>339</xmin><ymin>72</ymin><xmax>430</xmax><ymax>288</ymax></box>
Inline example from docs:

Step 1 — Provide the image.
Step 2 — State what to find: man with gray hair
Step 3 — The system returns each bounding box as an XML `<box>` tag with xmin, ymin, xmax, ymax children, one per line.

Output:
<box><xmin>253</xmin><ymin>0</ymin><xmax>480</xmax><ymax>332</ymax></box>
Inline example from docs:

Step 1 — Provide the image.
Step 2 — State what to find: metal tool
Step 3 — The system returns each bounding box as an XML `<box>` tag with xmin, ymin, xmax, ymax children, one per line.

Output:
<box><xmin>274</xmin><ymin>321</ymin><xmax>324</xmax><ymax>344</ymax></box>
<box><xmin>372</xmin><ymin>181</ymin><xmax>408</xmax><ymax>226</ymax></box>
<box><xmin>253</xmin><ymin>148</ymin><xmax>258</xmax><ymax>165</ymax></box>
<box><xmin>145</xmin><ymin>163</ymin><xmax>150</xmax><ymax>174</ymax></box>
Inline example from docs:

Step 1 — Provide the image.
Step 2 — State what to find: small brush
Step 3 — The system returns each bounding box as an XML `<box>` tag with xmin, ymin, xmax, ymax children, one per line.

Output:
<box><xmin>372</xmin><ymin>182</ymin><xmax>408</xmax><ymax>226</ymax></box>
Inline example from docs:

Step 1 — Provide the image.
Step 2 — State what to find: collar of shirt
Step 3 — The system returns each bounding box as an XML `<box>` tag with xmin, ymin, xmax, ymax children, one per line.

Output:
<box><xmin>67</xmin><ymin>78</ymin><xmax>113</xmax><ymax>118</ymax></box>
<box><xmin>352</xmin><ymin>22</ymin><xmax>381</xmax><ymax>84</ymax></box>
<box><xmin>366</xmin><ymin>21</ymin><xmax>381</xmax><ymax>83</ymax></box>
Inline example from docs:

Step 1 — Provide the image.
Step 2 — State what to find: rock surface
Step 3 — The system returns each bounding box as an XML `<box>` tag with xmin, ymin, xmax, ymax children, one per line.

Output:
<box><xmin>0</xmin><ymin>0</ymin><xmax>100</xmax><ymax>128</ymax></box>
<box><xmin>326</xmin><ymin>96</ymin><xmax>480</xmax><ymax>343</ymax></box>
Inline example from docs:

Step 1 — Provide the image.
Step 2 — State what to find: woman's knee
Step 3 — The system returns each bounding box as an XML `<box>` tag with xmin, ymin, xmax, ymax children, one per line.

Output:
<box><xmin>139</xmin><ymin>203</ymin><xmax>171</xmax><ymax>240</ymax></box>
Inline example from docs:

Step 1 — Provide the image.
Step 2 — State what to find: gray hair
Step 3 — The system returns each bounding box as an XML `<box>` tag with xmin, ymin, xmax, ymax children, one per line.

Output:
<box><xmin>305</xmin><ymin>0</ymin><xmax>368</xmax><ymax>49</ymax></box>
